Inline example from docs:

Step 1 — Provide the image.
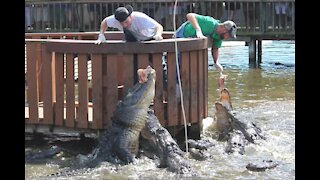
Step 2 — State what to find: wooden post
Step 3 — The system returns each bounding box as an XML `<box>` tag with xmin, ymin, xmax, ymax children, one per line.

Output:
<box><xmin>26</xmin><ymin>43</ymin><xmax>39</xmax><ymax>123</ymax></box>
<box><xmin>248</xmin><ymin>38</ymin><xmax>257</xmax><ymax>68</ymax></box>
<box><xmin>54</xmin><ymin>52</ymin><xmax>64</xmax><ymax>126</ymax></box>
<box><xmin>77</xmin><ymin>54</ymin><xmax>89</xmax><ymax>128</ymax></box>
<box><xmin>258</xmin><ymin>40</ymin><xmax>262</xmax><ymax>65</ymax></box>
<box><xmin>65</xmin><ymin>53</ymin><xmax>75</xmax><ymax>128</ymax></box>
<box><xmin>104</xmin><ymin>54</ymin><xmax>118</xmax><ymax>128</ymax></box>
<box><xmin>167</xmin><ymin>52</ymin><xmax>178</xmax><ymax>126</ymax></box>
<box><xmin>153</xmin><ymin>53</ymin><xmax>165</xmax><ymax>126</ymax></box>
<box><xmin>41</xmin><ymin>44</ymin><xmax>54</xmax><ymax>124</ymax></box>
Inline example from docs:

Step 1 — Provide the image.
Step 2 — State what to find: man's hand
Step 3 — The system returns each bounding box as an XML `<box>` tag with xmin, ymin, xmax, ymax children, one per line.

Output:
<box><xmin>196</xmin><ymin>29</ymin><xmax>206</xmax><ymax>38</ymax></box>
<box><xmin>153</xmin><ymin>34</ymin><xmax>163</xmax><ymax>41</ymax></box>
<box><xmin>214</xmin><ymin>62</ymin><xmax>223</xmax><ymax>73</ymax></box>
<box><xmin>95</xmin><ymin>33</ymin><xmax>106</xmax><ymax>45</ymax></box>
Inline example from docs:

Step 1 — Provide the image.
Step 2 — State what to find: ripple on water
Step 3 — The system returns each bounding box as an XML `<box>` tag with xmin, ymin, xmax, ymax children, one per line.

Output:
<box><xmin>200</xmin><ymin>100</ymin><xmax>295</xmax><ymax>179</ymax></box>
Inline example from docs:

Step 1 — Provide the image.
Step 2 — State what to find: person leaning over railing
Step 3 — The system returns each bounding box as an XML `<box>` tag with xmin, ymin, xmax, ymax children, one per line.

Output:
<box><xmin>174</xmin><ymin>13</ymin><xmax>237</xmax><ymax>75</ymax></box>
<box><xmin>95</xmin><ymin>4</ymin><xmax>163</xmax><ymax>44</ymax></box>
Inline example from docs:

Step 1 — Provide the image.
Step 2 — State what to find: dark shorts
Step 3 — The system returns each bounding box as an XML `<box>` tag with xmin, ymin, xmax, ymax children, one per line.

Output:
<box><xmin>174</xmin><ymin>22</ymin><xmax>187</xmax><ymax>38</ymax></box>
<box><xmin>123</xmin><ymin>28</ymin><xmax>153</xmax><ymax>42</ymax></box>
<box><xmin>124</xmin><ymin>28</ymin><xmax>138</xmax><ymax>42</ymax></box>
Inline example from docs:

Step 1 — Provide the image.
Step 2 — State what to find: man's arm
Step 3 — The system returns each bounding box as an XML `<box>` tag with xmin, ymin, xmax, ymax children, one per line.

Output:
<box><xmin>95</xmin><ymin>18</ymin><xmax>108</xmax><ymax>44</ymax></box>
<box><xmin>99</xmin><ymin>18</ymin><xmax>108</xmax><ymax>34</ymax></box>
<box><xmin>212</xmin><ymin>47</ymin><xmax>223</xmax><ymax>73</ymax></box>
<box><xmin>153</xmin><ymin>22</ymin><xmax>163</xmax><ymax>40</ymax></box>
<box><xmin>186</xmin><ymin>13</ymin><xmax>205</xmax><ymax>38</ymax></box>
<box><xmin>212</xmin><ymin>46</ymin><xmax>218</xmax><ymax>64</ymax></box>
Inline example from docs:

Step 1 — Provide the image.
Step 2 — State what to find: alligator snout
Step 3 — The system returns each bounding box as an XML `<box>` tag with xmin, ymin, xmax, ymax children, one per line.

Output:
<box><xmin>225</xmin><ymin>130</ymin><xmax>245</xmax><ymax>155</ymax></box>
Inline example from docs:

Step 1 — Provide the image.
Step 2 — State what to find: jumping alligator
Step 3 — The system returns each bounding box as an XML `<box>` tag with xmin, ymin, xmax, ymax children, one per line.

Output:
<box><xmin>42</xmin><ymin>65</ymin><xmax>199</xmax><ymax>178</ymax></box>
<box><xmin>90</xmin><ymin>66</ymin><xmax>158</xmax><ymax>164</ymax></box>
<box><xmin>56</xmin><ymin>65</ymin><xmax>157</xmax><ymax>170</ymax></box>
<box><xmin>214</xmin><ymin>75</ymin><xmax>266</xmax><ymax>154</ymax></box>
<box><xmin>212</xmin><ymin>74</ymin><xmax>279</xmax><ymax>171</ymax></box>
<box><xmin>215</xmin><ymin>89</ymin><xmax>266</xmax><ymax>154</ymax></box>
<box><xmin>38</xmin><ymin>65</ymin><xmax>156</xmax><ymax>178</ymax></box>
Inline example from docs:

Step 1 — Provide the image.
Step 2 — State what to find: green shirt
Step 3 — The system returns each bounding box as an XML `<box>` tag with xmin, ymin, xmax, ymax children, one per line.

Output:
<box><xmin>183</xmin><ymin>14</ymin><xmax>222</xmax><ymax>48</ymax></box>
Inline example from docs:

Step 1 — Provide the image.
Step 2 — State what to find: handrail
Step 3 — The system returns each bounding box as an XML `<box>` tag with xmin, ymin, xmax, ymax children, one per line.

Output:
<box><xmin>25</xmin><ymin>37</ymin><xmax>208</xmax><ymax>54</ymax></box>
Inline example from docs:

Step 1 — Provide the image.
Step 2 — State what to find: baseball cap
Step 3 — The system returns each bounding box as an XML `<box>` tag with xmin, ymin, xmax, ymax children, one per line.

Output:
<box><xmin>115</xmin><ymin>5</ymin><xmax>133</xmax><ymax>22</ymax></box>
<box><xmin>223</xmin><ymin>20</ymin><xmax>237</xmax><ymax>39</ymax></box>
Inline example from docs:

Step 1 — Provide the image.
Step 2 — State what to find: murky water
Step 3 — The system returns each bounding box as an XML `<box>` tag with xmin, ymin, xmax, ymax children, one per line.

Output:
<box><xmin>25</xmin><ymin>40</ymin><xmax>295</xmax><ymax>179</ymax></box>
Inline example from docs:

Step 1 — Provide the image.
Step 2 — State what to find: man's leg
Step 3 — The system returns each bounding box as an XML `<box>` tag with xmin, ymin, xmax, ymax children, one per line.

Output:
<box><xmin>173</xmin><ymin>23</ymin><xmax>186</xmax><ymax>101</ymax></box>
<box><xmin>123</xmin><ymin>28</ymin><xmax>138</xmax><ymax>83</ymax></box>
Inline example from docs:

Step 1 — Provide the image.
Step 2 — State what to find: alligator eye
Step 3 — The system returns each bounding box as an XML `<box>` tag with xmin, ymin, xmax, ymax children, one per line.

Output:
<box><xmin>251</xmin><ymin>134</ymin><xmax>257</xmax><ymax>139</ymax></box>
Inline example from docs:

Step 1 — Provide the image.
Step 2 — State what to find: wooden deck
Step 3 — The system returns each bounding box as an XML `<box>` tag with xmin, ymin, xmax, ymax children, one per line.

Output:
<box><xmin>25</xmin><ymin>32</ymin><xmax>208</xmax><ymax>138</ymax></box>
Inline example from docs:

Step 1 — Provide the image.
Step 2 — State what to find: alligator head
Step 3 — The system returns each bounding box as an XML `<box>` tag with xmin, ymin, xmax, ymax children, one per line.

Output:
<box><xmin>119</xmin><ymin>65</ymin><xmax>156</xmax><ymax>110</ymax></box>
<box><xmin>225</xmin><ymin>130</ymin><xmax>246</xmax><ymax>155</ymax></box>
<box><xmin>214</xmin><ymin>101</ymin><xmax>232</xmax><ymax>141</ymax></box>
<box><xmin>219</xmin><ymin>88</ymin><xmax>232</xmax><ymax>111</ymax></box>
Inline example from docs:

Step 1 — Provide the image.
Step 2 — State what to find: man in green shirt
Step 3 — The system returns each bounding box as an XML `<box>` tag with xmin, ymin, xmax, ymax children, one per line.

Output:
<box><xmin>175</xmin><ymin>13</ymin><xmax>237</xmax><ymax>74</ymax></box>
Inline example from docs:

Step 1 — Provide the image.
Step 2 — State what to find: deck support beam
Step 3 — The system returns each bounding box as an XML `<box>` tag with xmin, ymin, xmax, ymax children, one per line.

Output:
<box><xmin>248</xmin><ymin>38</ymin><xmax>262</xmax><ymax>68</ymax></box>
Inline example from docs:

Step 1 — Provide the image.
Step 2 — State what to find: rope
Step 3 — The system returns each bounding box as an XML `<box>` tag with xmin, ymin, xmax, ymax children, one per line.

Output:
<box><xmin>173</xmin><ymin>0</ymin><xmax>188</xmax><ymax>153</ymax></box>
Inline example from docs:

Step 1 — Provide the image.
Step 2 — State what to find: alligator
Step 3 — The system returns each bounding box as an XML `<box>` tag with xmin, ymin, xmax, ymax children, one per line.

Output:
<box><xmin>214</xmin><ymin>90</ymin><xmax>266</xmax><ymax>150</ymax></box>
<box><xmin>177</xmin><ymin>139</ymin><xmax>214</xmax><ymax>161</ymax></box>
<box><xmin>25</xmin><ymin>145</ymin><xmax>63</xmax><ymax>163</ymax></box>
<box><xmin>183</xmin><ymin>139</ymin><xmax>214</xmax><ymax>161</ymax></box>
<box><xmin>212</xmin><ymin>75</ymin><xmax>279</xmax><ymax>171</ymax></box>
<box><xmin>214</xmin><ymin>75</ymin><xmax>265</xmax><ymax>154</ymax></box>
<box><xmin>246</xmin><ymin>160</ymin><xmax>278</xmax><ymax>172</ymax></box>
<box><xmin>224</xmin><ymin>129</ymin><xmax>245</xmax><ymax>155</ymax></box>
<box><xmin>42</xmin><ymin>65</ymin><xmax>201</xmax><ymax>178</ymax></box>
<box><xmin>140</xmin><ymin>109</ymin><xmax>198</xmax><ymax>176</ymax></box>
<box><xmin>41</xmin><ymin>65</ymin><xmax>156</xmax><ymax>177</ymax></box>
<box><xmin>65</xmin><ymin>65</ymin><xmax>156</xmax><ymax>169</ymax></box>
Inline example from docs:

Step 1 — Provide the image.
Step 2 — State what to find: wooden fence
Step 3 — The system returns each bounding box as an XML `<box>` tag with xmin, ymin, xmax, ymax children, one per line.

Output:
<box><xmin>25</xmin><ymin>0</ymin><xmax>295</xmax><ymax>39</ymax></box>
<box><xmin>25</xmin><ymin>32</ymin><xmax>208</xmax><ymax>137</ymax></box>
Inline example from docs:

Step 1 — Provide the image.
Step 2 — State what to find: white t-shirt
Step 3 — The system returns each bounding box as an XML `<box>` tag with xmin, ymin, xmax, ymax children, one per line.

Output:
<box><xmin>105</xmin><ymin>11</ymin><xmax>159</xmax><ymax>41</ymax></box>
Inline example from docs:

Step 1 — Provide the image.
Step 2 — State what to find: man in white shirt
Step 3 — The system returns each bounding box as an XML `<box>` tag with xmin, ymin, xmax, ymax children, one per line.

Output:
<box><xmin>96</xmin><ymin>5</ymin><xmax>163</xmax><ymax>44</ymax></box>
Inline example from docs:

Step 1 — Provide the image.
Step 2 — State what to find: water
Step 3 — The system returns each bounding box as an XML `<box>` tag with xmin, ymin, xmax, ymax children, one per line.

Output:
<box><xmin>25</xmin><ymin>40</ymin><xmax>295</xmax><ymax>179</ymax></box>
<box><xmin>208</xmin><ymin>40</ymin><xmax>295</xmax><ymax>112</ymax></box>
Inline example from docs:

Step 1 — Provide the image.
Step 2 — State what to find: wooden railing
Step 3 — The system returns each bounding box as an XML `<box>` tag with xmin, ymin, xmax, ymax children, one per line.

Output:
<box><xmin>25</xmin><ymin>32</ymin><xmax>208</xmax><ymax>136</ymax></box>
